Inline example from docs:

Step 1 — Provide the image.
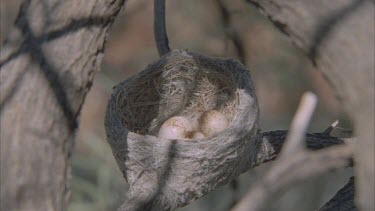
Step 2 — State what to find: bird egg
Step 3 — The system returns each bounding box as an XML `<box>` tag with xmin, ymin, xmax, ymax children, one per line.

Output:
<box><xmin>191</xmin><ymin>131</ymin><xmax>206</xmax><ymax>139</ymax></box>
<box><xmin>199</xmin><ymin>110</ymin><xmax>229</xmax><ymax>137</ymax></box>
<box><xmin>158</xmin><ymin>116</ymin><xmax>193</xmax><ymax>139</ymax></box>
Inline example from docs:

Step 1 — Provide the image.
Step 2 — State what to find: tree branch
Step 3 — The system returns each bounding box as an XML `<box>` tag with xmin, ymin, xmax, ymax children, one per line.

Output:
<box><xmin>154</xmin><ymin>0</ymin><xmax>170</xmax><ymax>56</ymax></box>
<box><xmin>216</xmin><ymin>0</ymin><xmax>246</xmax><ymax>63</ymax></box>
<box><xmin>256</xmin><ymin>130</ymin><xmax>346</xmax><ymax>167</ymax></box>
<box><xmin>234</xmin><ymin>144</ymin><xmax>353</xmax><ymax>211</ymax></box>
<box><xmin>280</xmin><ymin>92</ymin><xmax>317</xmax><ymax>155</ymax></box>
<box><xmin>245</xmin><ymin>1</ymin><xmax>374</xmax><ymax>209</ymax></box>
<box><xmin>0</xmin><ymin>0</ymin><xmax>126</xmax><ymax>210</ymax></box>
<box><xmin>232</xmin><ymin>93</ymin><xmax>353</xmax><ymax>211</ymax></box>
<box><xmin>320</xmin><ymin>177</ymin><xmax>356</xmax><ymax>211</ymax></box>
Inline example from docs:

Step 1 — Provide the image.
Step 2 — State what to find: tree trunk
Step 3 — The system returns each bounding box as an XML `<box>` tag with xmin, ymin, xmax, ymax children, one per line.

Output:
<box><xmin>246</xmin><ymin>0</ymin><xmax>374</xmax><ymax>210</ymax></box>
<box><xmin>0</xmin><ymin>0</ymin><xmax>126</xmax><ymax>210</ymax></box>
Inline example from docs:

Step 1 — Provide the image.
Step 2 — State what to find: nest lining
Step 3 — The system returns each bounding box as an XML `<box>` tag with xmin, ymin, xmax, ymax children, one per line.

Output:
<box><xmin>115</xmin><ymin>50</ymin><xmax>240</xmax><ymax>136</ymax></box>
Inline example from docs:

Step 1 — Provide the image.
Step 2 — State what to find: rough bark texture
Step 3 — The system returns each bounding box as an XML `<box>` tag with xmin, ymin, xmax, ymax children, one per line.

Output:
<box><xmin>320</xmin><ymin>177</ymin><xmax>356</xmax><ymax>211</ymax></box>
<box><xmin>246</xmin><ymin>1</ymin><xmax>374</xmax><ymax>210</ymax></box>
<box><xmin>0</xmin><ymin>0</ymin><xmax>126</xmax><ymax>210</ymax></box>
<box><xmin>232</xmin><ymin>144</ymin><xmax>353</xmax><ymax>211</ymax></box>
<box><xmin>256</xmin><ymin>130</ymin><xmax>346</xmax><ymax>166</ymax></box>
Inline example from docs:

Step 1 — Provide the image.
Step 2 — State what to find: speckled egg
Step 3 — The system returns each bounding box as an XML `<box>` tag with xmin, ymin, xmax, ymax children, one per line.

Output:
<box><xmin>191</xmin><ymin>131</ymin><xmax>206</xmax><ymax>139</ymax></box>
<box><xmin>158</xmin><ymin>116</ymin><xmax>194</xmax><ymax>139</ymax></box>
<box><xmin>199</xmin><ymin>110</ymin><xmax>229</xmax><ymax>137</ymax></box>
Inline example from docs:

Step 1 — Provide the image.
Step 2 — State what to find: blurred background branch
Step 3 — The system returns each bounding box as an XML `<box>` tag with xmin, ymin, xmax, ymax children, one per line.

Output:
<box><xmin>233</xmin><ymin>92</ymin><xmax>353</xmax><ymax>211</ymax></box>
<box><xmin>246</xmin><ymin>1</ymin><xmax>374</xmax><ymax>209</ymax></box>
<box><xmin>0</xmin><ymin>0</ymin><xmax>126</xmax><ymax>211</ymax></box>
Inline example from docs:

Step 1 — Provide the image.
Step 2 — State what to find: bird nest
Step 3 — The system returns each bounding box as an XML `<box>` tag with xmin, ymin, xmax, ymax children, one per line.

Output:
<box><xmin>105</xmin><ymin>49</ymin><xmax>260</xmax><ymax>210</ymax></box>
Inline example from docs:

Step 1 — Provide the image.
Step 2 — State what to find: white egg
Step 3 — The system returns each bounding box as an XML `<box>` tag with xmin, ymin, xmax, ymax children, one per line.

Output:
<box><xmin>158</xmin><ymin>116</ymin><xmax>193</xmax><ymax>139</ymax></box>
<box><xmin>191</xmin><ymin>131</ymin><xmax>206</xmax><ymax>139</ymax></box>
<box><xmin>199</xmin><ymin>110</ymin><xmax>229</xmax><ymax>137</ymax></box>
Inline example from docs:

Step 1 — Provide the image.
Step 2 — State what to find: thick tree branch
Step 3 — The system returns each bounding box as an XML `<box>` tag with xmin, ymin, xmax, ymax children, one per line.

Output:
<box><xmin>0</xmin><ymin>0</ymin><xmax>126</xmax><ymax>210</ymax></box>
<box><xmin>320</xmin><ymin>177</ymin><xmax>356</xmax><ymax>211</ymax></box>
<box><xmin>256</xmin><ymin>130</ymin><xmax>345</xmax><ymax>167</ymax></box>
<box><xmin>246</xmin><ymin>1</ymin><xmax>374</xmax><ymax>209</ymax></box>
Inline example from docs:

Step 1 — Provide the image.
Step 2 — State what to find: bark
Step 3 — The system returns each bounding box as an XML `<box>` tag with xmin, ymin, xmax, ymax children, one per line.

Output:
<box><xmin>320</xmin><ymin>177</ymin><xmax>356</xmax><ymax>211</ymax></box>
<box><xmin>232</xmin><ymin>94</ymin><xmax>352</xmax><ymax>211</ymax></box>
<box><xmin>232</xmin><ymin>144</ymin><xmax>353</xmax><ymax>211</ymax></box>
<box><xmin>0</xmin><ymin>0</ymin><xmax>126</xmax><ymax>210</ymax></box>
<box><xmin>246</xmin><ymin>1</ymin><xmax>374</xmax><ymax>210</ymax></box>
<box><xmin>256</xmin><ymin>130</ymin><xmax>346</xmax><ymax>166</ymax></box>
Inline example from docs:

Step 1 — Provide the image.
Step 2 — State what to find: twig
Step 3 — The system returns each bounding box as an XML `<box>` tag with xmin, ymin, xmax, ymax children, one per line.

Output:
<box><xmin>280</xmin><ymin>92</ymin><xmax>317</xmax><ymax>156</ymax></box>
<box><xmin>255</xmin><ymin>130</ymin><xmax>346</xmax><ymax>166</ymax></box>
<box><xmin>323</xmin><ymin>120</ymin><xmax>339</xmax><ymax>135</ymax></box>
<box><xmin>232</xmin><ymin>144</ymin><xmax>353</xmax><ymax>211</ymax></box>
<box><xmin>232</xmin><ymin>92</ymin><xmax>353</xmax><ymax>211</ymax></box>
<box><xmin>318</xmin><ymin>118</ymin><xmax>356</xmax><ymax>211</ymax></box>
<box><xmin>154</xmin><ymin>0</ymin><xmax>170</xmax><ymax>56</ymax></box>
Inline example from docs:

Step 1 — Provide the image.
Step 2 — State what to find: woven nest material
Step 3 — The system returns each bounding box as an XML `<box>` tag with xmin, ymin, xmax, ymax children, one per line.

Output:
<box><xmin>105</xmin><ymin>49</ymin><xmax>260</xmax><ymax>210</ymax></box>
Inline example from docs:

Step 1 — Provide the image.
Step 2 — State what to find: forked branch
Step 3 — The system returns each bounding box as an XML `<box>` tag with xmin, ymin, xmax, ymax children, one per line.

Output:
<box><xmin>232</xmin><ymin>93</ymin><xmax>353</xmax><ymax>211</ymax></box>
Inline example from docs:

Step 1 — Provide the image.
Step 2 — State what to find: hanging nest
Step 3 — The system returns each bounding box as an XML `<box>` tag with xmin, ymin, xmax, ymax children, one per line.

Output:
<box><xmin>105</xmin><ymin>49</ymin><xmax>260</xmax><ymax>210</ymax></box>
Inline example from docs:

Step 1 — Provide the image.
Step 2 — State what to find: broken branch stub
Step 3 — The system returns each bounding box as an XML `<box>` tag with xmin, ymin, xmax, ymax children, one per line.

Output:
<box><xmin>105</xmin><ymin>49</ymin><xmax>260</xmax><ymax>210</ymax></box>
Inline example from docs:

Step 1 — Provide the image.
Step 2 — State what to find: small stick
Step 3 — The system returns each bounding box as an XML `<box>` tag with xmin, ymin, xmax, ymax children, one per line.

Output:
<box><xmin>323</xmin><ymin>120</ymin><xmax>339</xmax><ymax>135</ymax></box>
<box><xmin>280</xmin><ymin>92</ymin><xmax>317</xmax><ymax>156</ymax></box>
<box><xmin>231</xmin><ymin>92</ymin><xmax>352</xmax><ymax>211</ymax></box>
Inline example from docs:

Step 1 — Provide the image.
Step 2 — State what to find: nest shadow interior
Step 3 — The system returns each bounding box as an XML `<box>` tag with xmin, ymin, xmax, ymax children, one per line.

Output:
<box><xmin>114</xmin><ymin>49</ymin><xmax>248</xmax><ymax>137</ymax></box>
